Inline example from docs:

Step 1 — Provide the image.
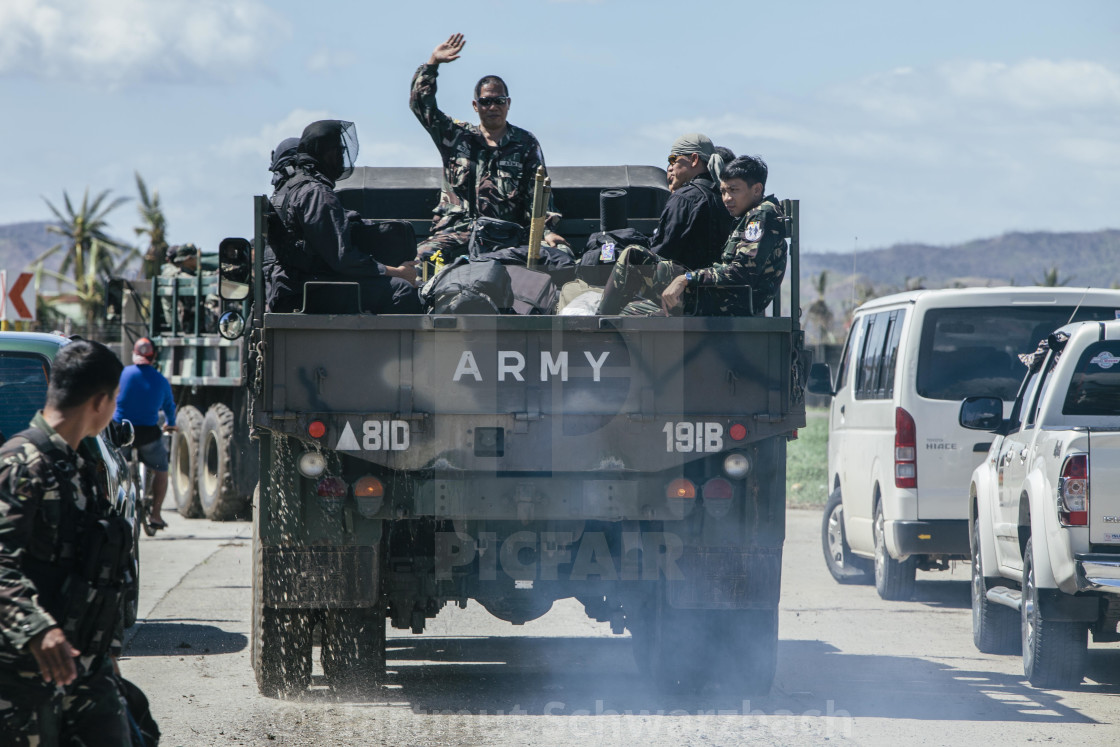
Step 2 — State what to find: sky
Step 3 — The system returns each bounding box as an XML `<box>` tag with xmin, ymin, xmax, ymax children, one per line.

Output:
<box><xmin>0</xmin><ymin>0</ymin><xmax>1117</xmax><ymax>259</ymax></box>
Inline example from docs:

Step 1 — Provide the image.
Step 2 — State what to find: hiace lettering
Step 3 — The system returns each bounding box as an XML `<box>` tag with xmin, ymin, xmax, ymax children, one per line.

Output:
<box><xmin>453</xmin><ymin>350</ymin><xmax>611</xmax><ymax>383</ymax></box>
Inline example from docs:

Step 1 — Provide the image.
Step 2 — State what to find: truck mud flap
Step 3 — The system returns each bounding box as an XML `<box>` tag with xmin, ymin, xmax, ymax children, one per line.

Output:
<box><xmin>667</xmin><ymin>546</ymin><xmax>782</xmax><ymax>610</ymax></box>
<box><xmin>261</xmin><ymin>546</ymin><xmax>379</xmax><ymax>609</ymax></box>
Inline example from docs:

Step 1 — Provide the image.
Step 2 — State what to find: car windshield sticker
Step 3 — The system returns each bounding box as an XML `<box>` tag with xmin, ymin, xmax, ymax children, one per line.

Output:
<box><xmin>1089</xmin><ymin>351</ymin><xmax>1120</xmax><ymax>369</ymax></box>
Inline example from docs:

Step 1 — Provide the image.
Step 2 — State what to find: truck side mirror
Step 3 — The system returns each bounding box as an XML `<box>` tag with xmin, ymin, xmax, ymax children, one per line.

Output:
<box><xmin>807</xmin><ymin>363</ymin><xmax>834</xmax><ymax>396</ymax></box>
<box><xmin>218</xmin><ymin>237</ymin><xmax>252</xmax><ymax>300</ymax></box>
<box><xmin>959</xmin><ymin>396</ymin><xmax>1003</xmax><ymax>431</ymax></box>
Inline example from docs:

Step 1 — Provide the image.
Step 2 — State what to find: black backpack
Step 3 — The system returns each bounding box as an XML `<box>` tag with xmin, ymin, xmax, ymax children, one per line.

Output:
<box><xmin>578</xmin><ymin>228</ymin><xmax>651</xmax><ymax>285</ymax></box>
<box><xmin>419</xmin><ymin>257</ymin><xmax>514</xmax><ymax>314</ymax></box>
<box><xmin>352</xmin><ymin>219</ymin><xmax>417</xmax><ymax>267</ymax></box>
<box><xmin>506</xmin><ymin>266</ymin><xmax>559</xmax><ymax>315</ymax></box>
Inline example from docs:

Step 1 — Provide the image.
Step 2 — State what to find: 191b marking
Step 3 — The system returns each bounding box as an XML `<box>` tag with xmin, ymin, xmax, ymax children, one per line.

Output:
<box><xmin>663</xmin><ymin>422</ymin><xmax>724</xmax><ymax>453</ymax></box>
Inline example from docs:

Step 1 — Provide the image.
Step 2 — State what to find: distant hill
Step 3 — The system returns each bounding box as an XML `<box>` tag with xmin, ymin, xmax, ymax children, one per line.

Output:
<box><xmin>0</xmin><ymin>221</ymin><xmax>57</xmax><ymax>273</ymax></box>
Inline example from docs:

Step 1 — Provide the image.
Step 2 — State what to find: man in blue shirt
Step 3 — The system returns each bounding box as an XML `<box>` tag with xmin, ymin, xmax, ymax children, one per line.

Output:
<box><xmin>113</xmin><ymin>338</ymin><xmax>177</xmax><ymax>530</ymax></box>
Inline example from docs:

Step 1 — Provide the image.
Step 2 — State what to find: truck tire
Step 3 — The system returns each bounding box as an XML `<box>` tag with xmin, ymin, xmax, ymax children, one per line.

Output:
<box><xmin>1021</xmin><ymin>538</ymin><xmax>1087</xmax><ymax>688</ymax></box>
<box><xmin>252</xmin><ymin>487</ymin><xmax>312</xmax><ymax>696</ymax></box>
<box><xmin>715</xmin><ymin>608</ymin><xmax>779</xmax><ymax>695</ymax></box>
<box><xmin>874</xmin><ymin>502</ymin><xmax>916</xmax><ymax>601</ymax></box>
<box><xmin>321</xmin><ymin>607</ymin><xmax>387</xmax><ymax>693</ymax></box>
<box><xmin>171</xmin><ymin>405</ymin><xmax>203</xmax><ymax>518</ymax></box>
<box><xmin>971</xmin><ymin>518</ymin><xmax>1019</xmax><ymax>654</ymax></box>
<box><xmin>198</xmin><ymin>403</ymin><xmax>242</xmax><ymax>521</ymax></box>
<box><xmin>822</xmin><ymin>488</ymin><xmax>872</xmax><ymax>584</ymax></box>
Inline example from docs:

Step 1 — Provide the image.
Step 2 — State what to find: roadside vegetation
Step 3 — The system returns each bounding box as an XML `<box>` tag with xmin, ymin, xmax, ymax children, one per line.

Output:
<box><xmin>787</xmin><ymin>407</ymin><xmax>829</xmax><ymax>508</ymax></box>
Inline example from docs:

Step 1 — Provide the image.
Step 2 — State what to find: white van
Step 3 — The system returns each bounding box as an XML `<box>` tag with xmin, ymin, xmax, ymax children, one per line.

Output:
<box><xmin>807</xmin><ymin>287</ymin><xmax>1120</xmax><ymax>600</ymax></box>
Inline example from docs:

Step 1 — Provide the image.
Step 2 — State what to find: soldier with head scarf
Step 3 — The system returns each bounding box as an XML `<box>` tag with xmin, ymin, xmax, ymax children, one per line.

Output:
<box><xmin>410</xmin><ymin>33</ymin><xmax>567</xmax><ymax>262</ymax></box>
<box><xmin>264</xmin><ymin>120</ymin><xmax>420</xmax><ymax>314</ymax></box>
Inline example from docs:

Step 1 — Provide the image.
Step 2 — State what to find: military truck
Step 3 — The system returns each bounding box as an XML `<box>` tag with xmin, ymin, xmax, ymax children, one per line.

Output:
<box><xmin>230</xmin><ymin>166</ymin><xmax>807</xmax><ymax>695</ymax></box>
<box><xmin>116</xmin><ymin>247</ymin><xmax>256</xmax><ymax>521</ymax></box>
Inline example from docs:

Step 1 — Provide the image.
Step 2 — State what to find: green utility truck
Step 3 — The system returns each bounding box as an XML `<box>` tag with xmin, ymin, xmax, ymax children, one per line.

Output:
<box><xmin>230</xmin><ymin>166</ymin><xmax>807</xmax><ymax>694</ymax></box>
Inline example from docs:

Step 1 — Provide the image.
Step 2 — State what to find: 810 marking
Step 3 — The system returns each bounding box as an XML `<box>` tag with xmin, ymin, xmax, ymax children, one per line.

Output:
<box><xmin>663</xmin><ymin>422</ymin><xmax>724</xmax><ymax>453</ymax></box>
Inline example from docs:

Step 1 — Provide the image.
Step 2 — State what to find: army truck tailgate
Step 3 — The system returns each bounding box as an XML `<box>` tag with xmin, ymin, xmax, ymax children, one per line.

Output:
<box><xmin>259</xmin><ymin>313</ymin><xmax>802</xmax><ymax>474</ymax></box>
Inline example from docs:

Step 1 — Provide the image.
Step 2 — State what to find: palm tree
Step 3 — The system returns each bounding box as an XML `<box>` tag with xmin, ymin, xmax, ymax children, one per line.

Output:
<box><xmin>134</xmin><ymin>172</ymin><xmax>168</xmax><ymax>278</ymax></box>
<box><xmin>1038</xmin><ymin>266</ymin><xmax>1071</xmax><ymax>287</ymax></box>
<box><xmin>806</xmin><ymin>271</ymin><xmax>835</xmax><ymax>344</ymax></box>
<box><xmin>33</xmin><ymin>188</ymin><xmax>137</xmax><ymax>328</ymax></box>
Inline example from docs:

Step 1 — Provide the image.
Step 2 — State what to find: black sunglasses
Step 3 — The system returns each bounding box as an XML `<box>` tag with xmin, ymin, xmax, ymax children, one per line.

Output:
<box><xmin>476</xmin><ymin>96</ymin><xmax>510</xmax><ymax>107</ymax></box>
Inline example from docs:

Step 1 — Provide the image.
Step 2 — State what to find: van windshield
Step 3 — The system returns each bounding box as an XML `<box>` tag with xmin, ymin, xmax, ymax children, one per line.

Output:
<box><xmin>0</xmin><ymin>352</ymin><xmax>50</xmax><ymax>438</ymax></box>
<box><xmin>916</xmin><ymin>306</ymin><xmax>1116</xmax><ymax>401</ymax></box>
<box><xmin>1064</xmin><ymin>341</ymin><xmax>1120</xmax><ymax>416</ymax></box>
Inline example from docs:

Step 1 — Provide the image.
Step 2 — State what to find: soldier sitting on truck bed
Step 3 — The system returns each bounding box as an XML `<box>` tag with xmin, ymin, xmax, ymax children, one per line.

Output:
<box><xmin>160</xmin><ymin>243</ymin><xmax>220</xmax><ymax>332</ymax></box>
<box><xmin>264</xmin><ymin>120</ymin><xmax>421</xmax><ymax>314</ymax></box>
<box><xmin>599</xmin><ymin>155</ymin><xmax>786</xmax><ymax>317</ymax></box>
<box><xmin>410</xmin><ymin>33</ymin><xmax>568</xmax><ymax>262</ymax></box>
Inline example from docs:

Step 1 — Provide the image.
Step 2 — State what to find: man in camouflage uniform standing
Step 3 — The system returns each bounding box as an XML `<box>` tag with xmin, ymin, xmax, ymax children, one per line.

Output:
<box><xmin>599</xmin><ymin>155</ymin><xmax>786</xmax><ymax>317</ymax></box>
<box><xmin>0</xmin><ymin>340</ymin><xmax>133</xmax><ymax>746</ymax></box>
<box><xmin>410</xmin><ymin>33</ymin><xmax>567</xmax><ymax>261</ymax></box>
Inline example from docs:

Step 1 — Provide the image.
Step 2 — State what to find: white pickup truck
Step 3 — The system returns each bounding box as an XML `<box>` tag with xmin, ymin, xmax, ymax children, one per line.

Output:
<box><xmin>962</xmin><ymin>320</ymin><xmax>1120</xmax><ymax>688</ymax></box>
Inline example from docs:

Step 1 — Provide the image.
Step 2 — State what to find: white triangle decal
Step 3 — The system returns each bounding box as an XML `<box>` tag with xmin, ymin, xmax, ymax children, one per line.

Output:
<box><xmin>336</xmin><ymin>421</ymin><xmax>361</xmax><ymax>450</ymax></box>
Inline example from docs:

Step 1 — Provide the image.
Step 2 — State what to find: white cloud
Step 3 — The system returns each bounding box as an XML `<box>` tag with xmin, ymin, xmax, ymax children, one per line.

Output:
<box><xmin>942</xmin><ymin>59</ymin><xmax>1120</xmax><ymax>111</ymax></box>
<box><xmin>306</xmin><ymin>49</ymin><xmax>357</xmax><ymax>74</ymax></box>
<box><xmin>219</xmin><ymin>109</ymin><xmax>332</xmax><ymax>162</ymax></box>
<box><xmin>0</xmin><ymin>0</ymin><xmax>288</xmax><ymax>85</ymax></box>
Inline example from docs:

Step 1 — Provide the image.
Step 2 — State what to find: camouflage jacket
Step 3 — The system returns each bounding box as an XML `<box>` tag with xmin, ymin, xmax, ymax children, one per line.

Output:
<box><xmin>409</xmin><ymin>63</ymin><xmax>559</xmax><ymax>236</ymax></box>
<box><xmin>0</xmin><ymin>414</ymin><xmax>117</xmax><ymax>669</ymax></box>
<box><xmin>694</xmin><ymin>196</ymin><xmax>787</xmax><ymax>316</ymax></box>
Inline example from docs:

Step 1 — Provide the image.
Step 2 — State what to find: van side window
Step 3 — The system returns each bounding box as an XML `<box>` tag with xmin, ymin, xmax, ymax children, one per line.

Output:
<box><xmin>835</xmin><ymin>317</ymin><xmax>863</xmax><ymax>391</ymax></box>
<box><xmin>855</xmin><ymin>310</ymin><xmax>903</xmax><ymax>400</ymax></box>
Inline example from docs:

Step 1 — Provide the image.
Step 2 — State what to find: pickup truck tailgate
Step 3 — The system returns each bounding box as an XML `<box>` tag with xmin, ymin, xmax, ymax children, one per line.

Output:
<box><xmin>1090</xmin><ymin>431</ymin><xmax>1120</xmax><ymax>545</ymax></box>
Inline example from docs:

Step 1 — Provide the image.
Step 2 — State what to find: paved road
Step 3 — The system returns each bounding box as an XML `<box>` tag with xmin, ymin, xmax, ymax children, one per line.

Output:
<box><xmin>120</xmin><ymin>509</ymin><xmax>1120</xmax><ymax>746</ymax></box>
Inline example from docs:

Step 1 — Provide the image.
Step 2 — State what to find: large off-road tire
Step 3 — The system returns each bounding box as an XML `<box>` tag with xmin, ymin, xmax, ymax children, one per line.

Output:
<box><xmin>252</xmin><ymin>485</ymin><xmax>313</xmax><ymax>697</ymax></box>
<box><xmin>874</xmin><ymin>502</ymin><xmax>917</xmax><ymax>601</ymax></box>
<box><xmin>198</xmin><ymin>403</ymin><xmax>242</xmax><ymax>521</ymax></box>
<box><xmin>171</xmin><ymin>405</ymin><xmax>203</xmax><ymax>518</ymax></box>
<box><xmin>822</xmin><ymin>488</ymin><xmax>873</xmax><ymax>584</ymax></box>
<box><xmin>321</xmin><ymin>607</ymin><xmax>388</xmax><ymax>694</ymax></box>
<box><xmin>1021</xmin><ymin>538</ymin><xmax>1087</xmax><ymax>688</ymax></box>
<box><xmin>971</xmin><ymin>518</ymin><xmax>1020</xmax><ymax>654</ymax></box>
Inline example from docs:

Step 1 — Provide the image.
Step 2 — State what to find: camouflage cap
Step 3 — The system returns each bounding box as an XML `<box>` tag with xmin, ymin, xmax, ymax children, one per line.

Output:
<box><xmin>166</xmin><ymin>243</ymin><xmax>199</xmax><ymax>263</ymax></box>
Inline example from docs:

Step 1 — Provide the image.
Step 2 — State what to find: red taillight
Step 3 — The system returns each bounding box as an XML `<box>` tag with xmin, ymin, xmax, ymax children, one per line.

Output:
<box><xmin>308</xmin><ymin>420</ymin><xmax>326</xmax><ymax>439</ymax></box>
<box><xmin>701</xmin><ymin>477</ymin><xmax>733</xmax><ymax>501</ymax></box>
<box><xmin>1058</xmin><ymin>454</ymin><xmax>1088</xmax><ymax>526</ymax></box>
<box><xmin>316</xmin><ymin>476</ymin><xmax>347</xmax><ymax>497</ymax></box>
<box><xmin>729</xmin><ymin>423</ymin><xmax>747</xmax><ymax>441</ymax></box>
<box><xmin>895</xmin><ymin>407</ymin><xmax>917</xmax><ymax>489</ymax></box>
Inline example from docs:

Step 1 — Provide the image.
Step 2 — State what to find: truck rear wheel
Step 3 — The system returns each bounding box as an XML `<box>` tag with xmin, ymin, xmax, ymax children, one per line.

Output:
<box><xmin>321</xmin><ymin>607</ymin><xmax>387</xmax><ymax>693</ymax></box>
<box><xmin>198</xmin><ymin>403</ymin><xmax>242</xmax><ymax>521</ymax></box>
<box><xmin>971</xmin><ymin>518</ymin><xmax>1019</xmax><ymax>654</ymax></box>
<box><xmin>874</xmin><ymin>502</ymin><xmax>916</xmax><ymax>601</ymax></box>
<box><xmin>171</xmin><ymin>405</ymin><xmax>203</xmax><ymax>518</ymax></box>
<box><xmin>822</xmin><ymin>488</ymin><xmax>872</xmax><ymax>584</ymax></box>
<box><xmin>1021</xmin><ymin>538</ymin><xmax>1087</xmax><ymax>688</ymax></box>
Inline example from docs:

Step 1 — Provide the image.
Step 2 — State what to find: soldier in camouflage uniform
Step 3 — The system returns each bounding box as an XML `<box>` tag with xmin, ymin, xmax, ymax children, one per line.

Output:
<box><xmin>410</xmin><ymin>34</ymin><xmax>566</xmax><ymax>261</ymax></box>
<box><xmin>599</xmin><ymin>155</ymin><xmax>786</xmax><ymax>317</ymax></box>
<box><xmin>0</xmin><ymin>340</ymin><xmax>133</xmax><ymax>746</ymax></box>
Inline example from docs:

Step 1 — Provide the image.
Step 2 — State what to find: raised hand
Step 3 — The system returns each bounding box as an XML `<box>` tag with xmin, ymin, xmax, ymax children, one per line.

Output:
<box><xmin>429</xmin><ymin>33</ymin><xmax>466</xmax><ymax>65</ymax></box>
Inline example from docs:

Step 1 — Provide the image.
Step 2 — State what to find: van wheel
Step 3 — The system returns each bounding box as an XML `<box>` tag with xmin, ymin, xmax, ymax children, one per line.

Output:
<box><xmin>822</xmin><ymin>488</ymin><xmax>872</xmax><ymax>584</ymax></box>
<box><xmin>171</xmin><ymin>405</ymin><xmax>203</xmax><ymax>518</ymax></box>
<box><xmin>971</xmin><ymin>518</ymin><xmax>1020</xmax><ymax>654</ymax></box>
<box><xmin>198</xmin><ymin>403</ymin><xmax>242</xmax><ymax>521</ymax></box>
<box><xmin>1022</xmin><ymin>538</ymin><xmax>1087</xmax><ymax>688</ymax></box>
<box><xmin>874</xmin><ymin>503</ymin><xmax>916</xmax><ymax>600</ymax></box>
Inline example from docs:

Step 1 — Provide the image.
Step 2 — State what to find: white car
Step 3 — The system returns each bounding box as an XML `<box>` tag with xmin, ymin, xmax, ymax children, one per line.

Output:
<box><xmin>808</xmin><ymin>287</ymin><xmax>1120</xmax><ymax>600</ymax></box>
<box><xmin>963</xmin><ymin>320</ymin><xmax>1120</xmax><ymax>687</ymax></box>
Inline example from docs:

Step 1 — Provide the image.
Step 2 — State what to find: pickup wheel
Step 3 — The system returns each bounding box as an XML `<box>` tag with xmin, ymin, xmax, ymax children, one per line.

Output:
<box><xmin>171</xmin><ymin>405</ymin><xmax>203</xmax><ymax>518</ymax></box>
<box><xmin>874</xmin><ymin>503</ymin><xmax>917</xmax><ymax>601</ymax></box>
<box><xmin>822</xmin><ymin>488</ymin><xmax>872</xmax><ymax>584</ymax></box>
<box><xmin>321</xmin><ymin>607</ymin><xmax>387</xmax><ymax>693</ymax></box>
<box><xmin>970</xmin><ymin>518</ymin><xmax>1020</xmax><ymax>654</ymax></box>
<box><xmin>198</xmin><ymin>403</ymin><xmax>243</xmax><ymax>521</ymax></box>
<box><xmin>1021</xmin><ymin>538</ymin><xmax>1087</xmax><ymax>688</ymax></box>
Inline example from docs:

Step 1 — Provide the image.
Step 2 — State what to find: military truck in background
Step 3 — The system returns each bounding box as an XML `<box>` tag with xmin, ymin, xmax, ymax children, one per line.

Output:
<box><xmin>115</xmin><ymin>245</ymin><xmax>256</xmax><ymax>521</ymax></box>
<box><xmin>223</xmin><ymin>166</ymin><xmax>808</xmax><ymax>695</ymax></box>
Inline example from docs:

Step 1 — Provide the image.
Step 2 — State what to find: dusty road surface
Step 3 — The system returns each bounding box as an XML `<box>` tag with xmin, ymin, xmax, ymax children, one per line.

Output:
<box><xmin>120</xmin><ymin>509</ymin><xmax>1120</xmax><ymax>746</ymax></box>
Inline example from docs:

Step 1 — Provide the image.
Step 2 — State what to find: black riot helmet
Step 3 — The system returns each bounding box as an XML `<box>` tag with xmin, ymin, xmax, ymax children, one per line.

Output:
<box><xmin>298</xmin><ymin>120</ymin><xmax>358</xmax><ymax>182</ymax></box>
<box><xmin>269</xmin><ymin>136</ymin><xmax>301</xmax><ymax>187</ymax></box>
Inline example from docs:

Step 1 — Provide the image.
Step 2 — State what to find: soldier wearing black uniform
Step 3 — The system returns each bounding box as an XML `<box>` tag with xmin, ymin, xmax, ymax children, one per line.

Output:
<box><xmin>0</xmin><ymin>340</ymin><xmax>133</xmax><ymax>745</ymax></box>
<box><xmin>650</xmin><ymin>132</ymin><xmax>731</xmax><ymax>269</ymax></box>
<box><xmin>264</xmin><ymin>120</ymin><xmax>421</xmax><ymax>314</ymax></box>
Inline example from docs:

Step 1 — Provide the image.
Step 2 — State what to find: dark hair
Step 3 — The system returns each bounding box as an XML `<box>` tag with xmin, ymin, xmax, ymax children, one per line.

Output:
<box><xmin>714</xmin><ymin>145</ymin><xmax>736</xmax><ymax>162</ymax></box>
<box><xmin>721</xmin><ymin>155</ymin><xmax>768</xmax><ymax>188</ymax></box>
<box><xmin>46</xmin><ymin>340</ymin><xmax>123</xmax><ymax>410</ymax></box>
<box><xmin>474</xmin><ymin>75</ymin><xmax>509</xmax><ymax>99</ymax></box>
